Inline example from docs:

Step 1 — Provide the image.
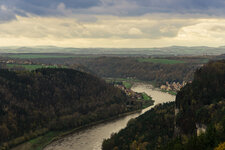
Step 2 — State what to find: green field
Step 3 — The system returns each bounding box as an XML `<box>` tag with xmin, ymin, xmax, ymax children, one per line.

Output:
<box><xmin>142</xmin><ymin>93</ymin><xmax>152</xmax><ymax>101</ymax></box>
<box><xmin>137</xmin><ymin>58</ymin><xmax>185</xmax><ymax>64</ymax></box>
<box><xmin>105</xmin><ymin>78</ymin><xmax>140</xmax><ymax>83</ymax></box>
<box><xmin>28</xmin><ymin>131</ymin><xmax>60</xmax><ymax>150</ymax></box>
<box><xmin>105</xmin><ymin>78</ymin><xmax>140</xmax><ymax>89</ymax></box>
<box><xmin>199</xmin><ymin>58</ymin><xmax>209</xmax><ymax>63</ymax></box>
<box><xmin>11</xmin><ymin>131</ymin><xmax>62</xmax><ymax>150</ymax></box>
<box><xmin>122</xmin><ymin>81</ymin><xmax>132</xmax><ymax>89</ymax></box>
<box><xmin>6</xmin><ymin>64</ymin><xmax>60</xmax><ymax>70</ymax></box>
<box><xmin>161</xmin><ymin>89</ymin><xmax>177</xmax><ymax>95</ymax></box>
<box><xmin>141</xmin><ymin>93</ymin><xmax>154</xmax><ymax>108</ymax></box>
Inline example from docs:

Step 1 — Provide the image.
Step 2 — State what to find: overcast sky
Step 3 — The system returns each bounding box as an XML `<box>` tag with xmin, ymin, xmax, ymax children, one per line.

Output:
<box><xmin>0</xmin><ymin>0</ymin><xmax>225</xmax><ymax>47</ymax></box>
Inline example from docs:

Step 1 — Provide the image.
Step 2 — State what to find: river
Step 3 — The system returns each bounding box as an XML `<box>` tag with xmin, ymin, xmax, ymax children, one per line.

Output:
<box><xmin>44</xmin><ymin>83</ymin><xmax>176</xmax><ymax>150</ymax></box>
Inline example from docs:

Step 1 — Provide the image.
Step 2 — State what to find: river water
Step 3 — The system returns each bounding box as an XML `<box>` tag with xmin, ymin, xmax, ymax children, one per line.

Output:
<box><xmin>44</xmin><ymin>83</ymin><xmax>175</xmax><ymax>150</ymax></box>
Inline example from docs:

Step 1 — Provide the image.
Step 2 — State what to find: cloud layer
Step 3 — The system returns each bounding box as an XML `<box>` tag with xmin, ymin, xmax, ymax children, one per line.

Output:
<box><xmin>0</xmin><ymin>0</ymin><xmax>225</xmax><ymax>47</ymax></box>
<box><xmin>0</xmin><ymin>16</ymin><xmax>225</xmax><ymax>47</ymax></box>
<box><xmin>1</xmin><ymin>0</ymin><xmax>225</xmax><ymax>21</ymax></box>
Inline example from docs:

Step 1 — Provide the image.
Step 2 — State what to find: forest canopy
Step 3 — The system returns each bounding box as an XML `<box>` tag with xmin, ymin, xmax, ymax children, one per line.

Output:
<box><xmin>0</xmin><ymin>68</ymin><xmax>141</xmax><ymax>149</ymax></box>
<box><xmin>102</xmin><ymin>60</ymin><xmax>225</xmax><ymax>150</ymax></box>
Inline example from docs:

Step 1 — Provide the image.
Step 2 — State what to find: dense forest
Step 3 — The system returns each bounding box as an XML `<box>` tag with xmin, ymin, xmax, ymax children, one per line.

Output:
<box><xmin>169</xmin><ymin>60</ymin><xmax>225</xmax><ymax>149</ymax></box>
<box><xmin>29</xmin><ymin>56</ymin><xmax>198</xmax><ymax>85</ymax></box>
<box><xmin>102</xmin><ymin>102</ymin><xmax>175</xmax><ymax>150</ymax></box>
<box><xmin>102</xmin><ymin>60</ymin><xmax>225</xmax><ymax>150</ymax></box>
<box><xmin>0</xmin><ymin>68</ymin><xmax>141</xmax><ymax>149</ymax></box>
<box><xmin>1</xmin><ymin>55</ymin><xmax>210</xmax><ymax>86</ymax></box>
<box><xmin>176</xmin><ymin>60</ymin><xmax>225</xmax><ymax>135</ymax></box>
<box><xmin>78</xmin><ymin>57</ymin><xmax>195</xmax><ymax>85</ymax></box>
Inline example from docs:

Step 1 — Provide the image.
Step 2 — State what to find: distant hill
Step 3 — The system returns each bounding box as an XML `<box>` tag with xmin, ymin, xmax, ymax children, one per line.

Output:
<box><xmin>215</xmin><ymin>54</ymin><xmax>225</xmax><ymax>60</ymax></box>
<box><xmin>102</xmin><ymin>60</ymin><xmax>225</xmax><ymax>150</ymax></box>
<box><xmin>0</xmin><ymin>68</ymin><xmax>141</xmax><ymax>149</ymax></box>
<box><xmin>0</xmin><ymin>46</ymin><xmax>225</xmax><ymax>56</ymax></box>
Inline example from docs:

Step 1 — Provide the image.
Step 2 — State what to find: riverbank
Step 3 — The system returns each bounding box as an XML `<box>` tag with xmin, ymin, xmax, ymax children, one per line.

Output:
<box><xmin>160</xmin><ymin>89</ymin><xmax>177</xmax><ymax>95</ymax></box>
<box><xmin>11</xmin><ymin>109</ymin><xmax>144</xmax><ymax>150</ymax></box>
<box><xmin>105</xmin><ymin>77</ymin><xmax>177</xmax><ymax>96</ymax></box>
<box><xmin>105</xmin><ymin>78</ymin><xmax>155</xmax><ymax>108</ymax></box>
<box><xmin>44</xmin><ymin>83</ymin><xmax>175</xmax><ymax>150</ymax></box>
<box><xmin>131</xmin><ymin>83</ymin><xmax>175</xmax><ymax>105</ymax></box>
<box><xmin>13</xmin><ymin>83</ymin><xmax>175</xmax><ymax>150</ymax></box>
<box><xmin>104</xmin><ymin>77</ymin><xmax>157</xmax><ymax>88</ymax></box>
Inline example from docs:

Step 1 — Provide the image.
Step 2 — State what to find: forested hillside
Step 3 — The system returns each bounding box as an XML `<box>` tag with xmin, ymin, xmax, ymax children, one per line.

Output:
<box><xmin>102</xmin><ymin>102</ymin><xmax>175</xmax><ymax>150</ymax></box>
<box><xmin>176</xmin><ymin>60</ymin><xmax>225</xmax><ymax>135</ymax></box>
<box><xmin>102</xmin><ymin>60</ymin><xmax>225</xmax><ymax>150</ymax></box>
<box><xmin>169</xmin><ymin>60</ymin><xmax>225</xmax><ymax>149</ymax></box>
<box><xmin>0</xmin><ymin>68</ymin><xmax>141</xmax><ymax>149</ymax></box>
<box><xmin>80</xmin><ymin>57</ymin><xmax>195</xmax><ymax>85</ymax></box>
<box><xmin>2</xmin><ymin>54</ymin><xmax>210</xmax><ymax>86</ymax></box>
<box><xmin>30</xmin><ymin>56</ymin><xmax>197</xmax><ymax>85</ymax></box>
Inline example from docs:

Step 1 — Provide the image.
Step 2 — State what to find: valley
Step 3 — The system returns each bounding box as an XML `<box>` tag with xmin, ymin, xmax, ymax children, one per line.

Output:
<box><xmin>0</xmin><ymin>51</ymin><xmax>224</xmax><ymax>150</ymax></box>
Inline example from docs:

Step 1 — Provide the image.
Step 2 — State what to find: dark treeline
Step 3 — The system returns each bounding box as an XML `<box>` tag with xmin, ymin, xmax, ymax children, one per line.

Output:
<box><xmin>167</xmin><ymin>60</ymin><xmax>225</xmax><ymax>149</ymax></box>
<box><xmin>30</xmin><ymin>57</ymin><xmax>197</xmax><ymax>85</ymax></box>
<box><xmin>80</xmin><ymin>57</ymin><xmax>195</xmax><ymax>85</ymax></box>
<box><xmin>102</xmin><ymin>60</ymin><xmax>225</xmax><ymax>150</ymax></box>
<box><xmin>102</xmin><ymin>102</ymin><xmax>175</xmax><ymax>150</ymax></box>
<box><xmin>0</xmin><ymin>68</ymin><xmax>141</xmax><ymax>149</ymax></box>
<box><xmin>164</xmin><ymin>101</ymin><xmax>225</xmax><ymax>150</ymax></box>
<box><xmin>176</xmin><ymin>60</ymin><xmax>225</xmax><ymax>135</ymax></box>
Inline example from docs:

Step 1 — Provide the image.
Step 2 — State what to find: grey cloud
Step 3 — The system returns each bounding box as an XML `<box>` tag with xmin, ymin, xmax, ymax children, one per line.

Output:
<box><xmin>0</xmin><ymin>5</ymin><xmax>17</xmax><ymax>22</ymax></box>
<box><xmin>127</xmin><ymin>0</ymin><xmax>225</xmax><ymax>16</ymax></box>
<box><xmin>16</xmin><ymin>0</ymin><xmax>101</xmax><ymax>16</ymax></box>
<box><xmin>72</xmin><ymin>0</ymin><xmax>225</xmax><ymax>17</ymax></box>
<box><xmin>1</xmin><ymin>0</ymin><xmax>225</xmax><ymax>23</ymax></box>
<box><xmin>0</xmin><ymin>0</ymin><xmax>101</xmax><ymax>18</ymax></box>
<box><xmin>132</xmin><ymin>0</ymin><xmax>225</xmax><ymax>12</ymax></box>
<box><xmin>75</xmin><ymin>15</ymin><xmax>98</xmax><ymax>23</ymax></box>
<box><xmin>20</xmin><ymin>0</ymin><xmax>101</xmax><ymax>9</ymax></box>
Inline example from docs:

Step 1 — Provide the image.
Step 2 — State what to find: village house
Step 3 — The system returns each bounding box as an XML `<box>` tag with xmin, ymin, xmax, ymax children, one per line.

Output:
<box><xmin>160</xmin><ymin>81</ymin><xmax>188</xmax><ymax>92</ymax></box>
